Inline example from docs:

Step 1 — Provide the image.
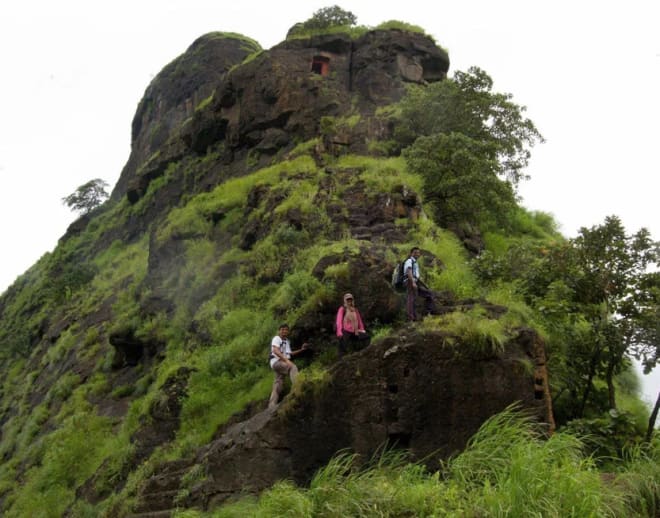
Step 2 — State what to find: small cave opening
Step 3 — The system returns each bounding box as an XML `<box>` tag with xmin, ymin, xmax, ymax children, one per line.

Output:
<box><xmin>388</xmin><ymin>432</ymin><xmax>411</xmax><ymax>448</ymax></box>
<box><xmin>311</xmin><ymin>56</ymin><xmax>330</xmax><ymax>76</ymax></box>
<box><xmin>534</xmin><ymin>377</ymin><xmax>545</xmax><ymax>399</ymax></box>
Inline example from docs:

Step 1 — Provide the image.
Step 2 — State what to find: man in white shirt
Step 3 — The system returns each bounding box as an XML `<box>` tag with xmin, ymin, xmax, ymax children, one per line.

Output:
<box><xmin>404</xmin><ymin>246</ymin><xmax>437</xmax><ymax>321</ymax></box>
<box><xmin>268</xmin><ymin>323</ymin><xmax>308</xmax><ymax>409</ymax></box>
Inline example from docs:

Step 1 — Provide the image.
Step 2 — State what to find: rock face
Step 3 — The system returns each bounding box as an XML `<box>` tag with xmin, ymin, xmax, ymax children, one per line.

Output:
<box><xmin>131</xmin><ymin>328</ymin><xmax>554</xmax><ymax>514</ymax></box>
<box><xmin>112</xmin><ymin>29</ymin><xmax>449</xmax><ymax>204</ymax></box>
<box><xmin>0</xmin><ymin>25</ymin><xmax>558</xmax><ymax>518</ymax></box>
<box><xmin>111</xmin><ymin>33</ymin><xmax>262</xmax><ymax>201</ymax></box>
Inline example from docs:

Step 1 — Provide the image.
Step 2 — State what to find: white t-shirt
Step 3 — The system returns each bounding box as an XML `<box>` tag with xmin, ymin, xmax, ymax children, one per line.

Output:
<box><xmin>403</xmin><ymin>257</ymin><xmax>419</xmax><ymax>281</ymax></box>
<box><xmin>270</xmin><ymin>335</ymin><xmax>292</xmax><ymax>368</ymax></box>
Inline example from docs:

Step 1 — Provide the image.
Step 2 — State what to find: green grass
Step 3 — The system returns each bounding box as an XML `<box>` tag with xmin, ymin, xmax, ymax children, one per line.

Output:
<box><xmin>613</xmin><ymin>441</ymin><xmax>660</xmax><ymax>516</ymax></box>
<box><xmin>422</xmin><ymin>308</ymin><xmax>508</xmax><ymax>355</ymax></box>
<box><xmin>176</xmin><ymin>366</ymin><xmax>272</xmax><ymax>454</ymax></box>
<box><xmin>200</xmin><ymin>32</ymin><xmax>261</xmax><ymax>53</ymax></box>
<box><xmin>335</xmin><ymin>155</ymin><xmax>424</xmax><ymax>195</ymax></box>
<box><xmin>0</xmin><ymin>130</ymin><xmax>654</xmax><ymax>518</ymax></box>
<box><xmin>5</xmin><ymin>399</ymin><xmax>120</xmax><ymax>517</ymax></box>
<box><xmin>195</xmin><ymin>93</ymin><xmax>214</xmax><ymax>112</ymax></box>
<box><xmin>206</xmin><ymin>405</ymin><xmax>655</xmax><ymax>517</ymax></box>
<box><xmin>273</xmin><ymin>179</ymin><xmax>319</xmax><ymax>216</ymax></box>
<box><xmin>86</xmin><ymin>236</ymin><xmax>148</xmax><ymax>313</ymax></box>
<box><xmin>375</xmin><ymin>20</ymin><xmax>431</xmax><ymax>37</ymax></box>
<box><xmin>269</xmin><ymin>271</ymin><xmax>322</xmax><ymax>313</ymax></box>
<box><xmin>447</xmin><ymin>406</ymin><xmax>619</xmax><ymax>517</ymax></box>
<box><xmin>157</xmin><ymin>155</ymin><xmax>317</xmax><ymax>244</ymax></box>
<box><xmin>288</xmin><ymin>138</ymin><xmax>320</xmax><ymax>159</ymax></box>
<box><xmin>410</xmin><ymin>219</ymin><xmax>481</xmax><ymax>298</ymax></box>
<box><xmin>285</xmin><ymin>24</ymin><xmax>370</xmax><ymax>41</ymax></box>
<box><xmin>484</xmin><ymin>281</ymin><xmax>549</xmax><ymax>338</ymax></box>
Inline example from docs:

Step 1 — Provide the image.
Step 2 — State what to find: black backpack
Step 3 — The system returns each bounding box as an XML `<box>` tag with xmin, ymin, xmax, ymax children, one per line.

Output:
<box><xmin>391</xmin><ymin>261</ymin><xmax>406</xmax><ymax>291</ymax></box>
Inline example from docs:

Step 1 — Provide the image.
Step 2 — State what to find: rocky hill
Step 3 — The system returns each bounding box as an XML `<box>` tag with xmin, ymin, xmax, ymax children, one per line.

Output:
<box><xmin>0</xmin><ymin>23</ymin><xmax>555</xmax><ymax>517</ymax></box>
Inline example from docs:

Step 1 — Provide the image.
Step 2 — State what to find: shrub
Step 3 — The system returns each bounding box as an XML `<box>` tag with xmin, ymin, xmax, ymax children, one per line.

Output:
<box><xmin>561</xmin><ymin>410</ymin><xmax>646</xmax><ymax>463</ymax></box>
<box><xmin>423</xmin><ymin>308</ymin><xmax>507</xmax><ymax>355</ymax></box>
<box><xmin>375</xmin><ymin>20</ymin><xmax>429</xmax><ymax>36</ymax></box>
<box><xmin>270</xmin><ymin>271</ymin><xmax>322</xmax><ymax>314</ymax></box>
<box><xmin>287</xmin><ymin>6</ymin><xmax>363</xmax><ymax>40</ymax></box>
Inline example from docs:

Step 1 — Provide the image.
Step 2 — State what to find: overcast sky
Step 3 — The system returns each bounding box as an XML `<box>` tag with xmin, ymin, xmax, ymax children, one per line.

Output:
<box><xmin>1</xmin><ymin>0</ymin><xmax>658</xmax><ymax>403</ymax></box>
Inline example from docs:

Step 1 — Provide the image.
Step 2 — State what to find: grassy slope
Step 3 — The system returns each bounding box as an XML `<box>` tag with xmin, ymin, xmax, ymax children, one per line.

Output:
<box><xmin>0</xmin><ymin>59</ymin><xmax>654</xmax><ymax>513</ymax></box>
<box><xmin>0</xmin><ymin>140</ymin><xmax>569</xmax><ymax>516</ymax></box>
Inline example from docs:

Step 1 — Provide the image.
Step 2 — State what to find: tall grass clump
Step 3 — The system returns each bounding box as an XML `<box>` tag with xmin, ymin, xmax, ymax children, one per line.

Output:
<box><xmin>335</xmin><ymin>155</ymin><xmax>424</xmax><ymax>194</ymax></box>
<box><xmin>423</xmin><ymin>308</ymin><xmax>507</xmax><ymax>355</ymax></box>
<box><xmin>445</xmin><ymin>404</ymin><xmax>621</xmax><ymax>517</ymax></box>
<box><xmin>216</xmin><ymin>449</ymin><xmax>464</xmax><ymax>517</ymax></box>
<box><xmin>202</xmin><ymin>406</ymin><xmax>658</xmax><ymax>517</ymax></box>
<box><xmin>612</xmin><ymin>441</ymin><xmax>660</xmax><ymax>516</ymax></box>
<box><xmin>273</xmin><ymin>181</ymin><xmax>318</xmax><ymax>216</ymax></box>
<box><xmin>270</xmin><ymin>271</ymin><xmax>322</xmax><ymax>314</ymax></box>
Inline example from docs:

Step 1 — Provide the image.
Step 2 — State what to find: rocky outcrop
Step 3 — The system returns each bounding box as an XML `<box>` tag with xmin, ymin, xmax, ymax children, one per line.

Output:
<box><xmin>130</xmin><ymin>327</ymin><xmax>553</xmax><ymax>514</ymax></box>
<box><xmin>113</xmin><ymin>29</ymin><xmax>449</xmax><ymax>205</ymax></box>
<box><xmin>112</xmin><ymin>33</ymin><xmax>261</xmax><ymax>201</ymax></box>
<box><xmin>0</xmin><ymin>22</ymin><xmax>560</xmax><ymax>518</ymax></box>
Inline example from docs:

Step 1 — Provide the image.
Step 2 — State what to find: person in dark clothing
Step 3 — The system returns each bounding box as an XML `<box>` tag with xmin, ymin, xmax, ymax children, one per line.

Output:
<box><xmin>404</xmin><ymin>247</ymin><xmax>437</xmax><ymax>321</ymax></box>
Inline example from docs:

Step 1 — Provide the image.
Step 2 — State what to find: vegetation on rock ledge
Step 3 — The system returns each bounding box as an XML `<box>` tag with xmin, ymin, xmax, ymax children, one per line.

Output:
<box><xmin>0</xmin><ymin>8</ymin><xmax>658</xmax><ymax>517</ymax></box>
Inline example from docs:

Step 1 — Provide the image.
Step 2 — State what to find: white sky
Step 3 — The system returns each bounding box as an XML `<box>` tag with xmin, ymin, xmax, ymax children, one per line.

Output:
<box><xmin>0</xmin><ymin>0</ymin><xmax>658</xmax><ymax>406</ymax></box>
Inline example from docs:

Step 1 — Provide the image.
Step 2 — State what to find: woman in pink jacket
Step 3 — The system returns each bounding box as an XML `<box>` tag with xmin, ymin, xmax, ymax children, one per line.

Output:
<box><xmin>335</xmin><ymin>293</ymin><xmax>371</xmax><ymax>357</ymax></box>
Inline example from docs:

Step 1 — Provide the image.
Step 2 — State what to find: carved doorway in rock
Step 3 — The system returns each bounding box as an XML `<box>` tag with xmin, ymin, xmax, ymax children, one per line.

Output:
<box><xmin>311</xmin><ymin>55</ymin><xmax>330</xmax><ymax>76</ymax></box>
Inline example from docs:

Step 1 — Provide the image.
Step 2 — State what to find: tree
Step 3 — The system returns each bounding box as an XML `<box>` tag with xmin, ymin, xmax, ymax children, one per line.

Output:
<box><xmin>403</xmin><ymin>132</ymin><xmax>517</xmax><ymax>226</ymax></box>
<box><xmin>287</xmin><ymin>6</ymin><xmax>357</xmax><ymax>38</ymax></box>
<box><xmin>304</xmin><ymin>5</ymin><xmax>357</xmax><ymax>29</ymax></box>
<box><xmin>398</xmin><ymin>67</ymin><xmax>543</xmax><ymax>228</ymax></box>
<box><xmin>571</xmin><ymin>217</ymin><xmax>658</xmax><ymax>411</ymax></box>
<box><xmin>647</xmin><ymin>391</ymin><xmax>660</xmax><ymax>442</ymax></box>
<box><xmin>397</xmin><ymin>67</ymin><xmax>544</xmax><ymax>187</ymax></box>
<box><xmin>624</xmin><ymin>270</ymin><xmax>660</xmax><ymax>375</ymax></box>
<box><xmin>61</xmin><ymin>178</ymin><xmax>109</xmax><ymax>215</ymax></box>
<box><xmin>518</xmin><ymin>216</ymin><xmax>659</xmax><ymax>416</ymax></box>
<box><xmin>486</xmin><ymin>216</ymin><xmax>658</xmax><ymax>421</ymax></box>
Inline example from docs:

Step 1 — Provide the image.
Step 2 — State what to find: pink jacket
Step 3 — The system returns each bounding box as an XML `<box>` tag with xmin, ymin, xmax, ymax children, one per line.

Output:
<box><xmin>335</xmin><ymin>306</ymin><xmax>365</xmax><ymax>337</ymax></box>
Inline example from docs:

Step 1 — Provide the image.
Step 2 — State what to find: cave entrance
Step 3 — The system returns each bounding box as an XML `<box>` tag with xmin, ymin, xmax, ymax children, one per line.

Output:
<box><xmin>311</xmin><ymin>56</ymin><xmax>330</xmax><ymax>76</ymax></box>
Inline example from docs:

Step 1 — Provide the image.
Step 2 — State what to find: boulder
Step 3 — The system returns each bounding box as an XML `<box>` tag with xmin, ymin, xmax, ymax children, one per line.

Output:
<box><xmin>139</xmin><ymin>327</ymin><xmax>553</xmax><ymax>512</ymax></box>
<box><xmin>112</xmin><ymin>33</ymin><xmax>260</xmax><ymax>200</ymax></box>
